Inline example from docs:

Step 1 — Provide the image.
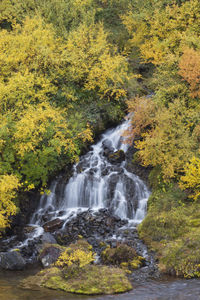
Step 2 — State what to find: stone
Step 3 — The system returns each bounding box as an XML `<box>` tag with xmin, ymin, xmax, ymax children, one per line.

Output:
<box><xmin>40</xmin><ymin>232</ymin><xmax>57</xmax><ymax>244</ymax></box>
<box><xmin>21</xmin><ymin>265</ymin><xmax>132</xmax><ymax>295</ymax></box>
<box><xmin>39</xmin><ymin>244</ymin><xmax>64</xmax><ymax>268</ymax></box>
<box><xmin>43</xmin><ymin>218</ymin><xmax>64</xmax><ymax>232</ymax></box>
<box><xmin>0</xmin><ymin>250</ymin><xmax>26</xmax><ymax>270</ymax></box>
<box><xmin>23</xmin><ymin>226</ymin><xmax>37</xmax><ymax>234</ymax></box>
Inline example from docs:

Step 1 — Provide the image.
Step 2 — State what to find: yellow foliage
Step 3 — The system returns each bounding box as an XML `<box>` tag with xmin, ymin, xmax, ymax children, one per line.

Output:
<box><xmin>0</xmin><ymin>71</ymin><xmax>56</xmax><ymax>113</ymax></box>
<box><xmin>0</xmin><ymin>17</ymin><xmax>62</xmax><ymax>79</ymax></box>
<box><xmin>62</xmin><ymin>22</ymin><xmax>129</xmax><ymax>99</ymax></box>
<box><xmin>180</xmin><ymin>156</ymin><xmax>200</xmax><ymax>200</ymax></box>
<box><xmin>0</xmin><ymin>174</ymin><xmax>19</xmax><ymax>231</ymax></box>
<box><xmin>14</xmin><ymin>102</ymin><xmax>74</xmax><ymax>157</ymax></box>
<box><xmin>56</xmin><ymin>249</ymin><xmax>95</xmax><ymax>268</ymax></box>
<box><xmin>123</xmin><ymin>0</ymin><xmax>200</xmax><ymax>65</ymax></box>
<box><xmin>0</xmin><ymin>16</ymin><xmax>63</xmax><ymax>114</ymax></box>
<box><xmin>128</xmin><ymin>98</ymin><xmax>199</xmax><ymax>180</ymax></box>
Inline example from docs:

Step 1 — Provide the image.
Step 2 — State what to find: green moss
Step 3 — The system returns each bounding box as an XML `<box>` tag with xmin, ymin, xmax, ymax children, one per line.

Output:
<box><xmin>138</xmin><ymin>181</ymin><xmax>200</xmax><ymax>278</ymax></box>
<box><xmin>159</xmin><ymin>228</ymin><xmax>200</xmax><ymax>278</ymax></box>
<box><xmin>22</xmin><ymin>239</ymin><xmax>132</xmax><ymax>295</ymax></box>
<box><xmin>22</xmin><ymin>265</ymin><xmax>132</xmax><ymax>295</ymax></box>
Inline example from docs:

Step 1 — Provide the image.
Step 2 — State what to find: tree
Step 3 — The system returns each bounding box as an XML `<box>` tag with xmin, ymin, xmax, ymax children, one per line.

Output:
<box><xmin>127</xmin><ymin>97</ymin><xmax>199</xmax><ymax>180</ymax></box>
<box><xmin>0</xmin><ymin>175</ymin><xmax>19</xmax><ymax>233</ymax></box>
<box><xmin>0</xmin><ymin>0</ymin><xmax>96</xmax><ymax>35</ymax></box>
<box><xmin>179</xmin><ymin>48</ymin><xmax>200</xmax><ymax>99</ymax></box>
<box><xmin>122</xmin><ymin>0</ymin><xmax>200</xmax><ymax>65</ymax></box>
<box><xmin>62</xmin><ymin>22</ymin><xmax>129</xmax><ymax>101</ymax></box>
<box><xmin>179</xmin><ymin>156</ymin><xmax>200</xmax><ymax>200</ymax></box>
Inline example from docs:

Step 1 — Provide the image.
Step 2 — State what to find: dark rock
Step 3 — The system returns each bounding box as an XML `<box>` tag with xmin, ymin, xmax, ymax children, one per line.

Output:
<box><xmin>43</xmin><ymin>218</ymin><xmax>64</xmax><ymax>232</ymax></box>
<box><xmin>107</xmin><ymin>150</ymin><xmax>125</xmax><ymax>164</ymax></box>
<box><xmin>0</xmin><ymin>251</ymin><xmax>26</xmax><ymax>270</ymax></box>
<box><xmin>39</xmin><ymin>244</ymin><xmax>64</xmax><ymax>268</ymax></box>
<box><xmin>58</xmin><ymin>210</ymin><xmax>66</xmax><ymax>217</ymax></box>
<box><xmin>23</xmin><ymin>226</ymin><xmax>37</xmax><ymax>234</ymax></box>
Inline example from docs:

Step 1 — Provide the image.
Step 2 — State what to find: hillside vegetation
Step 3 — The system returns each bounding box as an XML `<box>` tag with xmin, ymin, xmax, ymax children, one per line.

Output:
<box><xmin>1</xmin><ymin>0</ymin><xmax>200</xmax><ymax>277</ymax></box>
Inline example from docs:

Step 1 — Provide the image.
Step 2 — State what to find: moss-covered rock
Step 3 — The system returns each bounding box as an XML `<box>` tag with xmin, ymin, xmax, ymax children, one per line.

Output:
<box><xmin>46</xmin><ymin>265</ymin><xmax>132</xmax><ymax>294</ymax></box>
<box><xmin>101</xmin><ymin>243</ymin><xmax>137</xmax><ymax>265</ymax></box>
<box><xmin>21</xmin><ymin>265</ymin><xmax>132</xmax><ymax>295</ymax></box>
<box><xmin>22</xmin><ymin>239</ymin><xmax>132</xmax><ymax>295</ymax></box>
<box><xmin>101</xmin><ymin>243</ymin><xmax>145</xmax><ymax>271</ymax></box>
<box><xmin>39</xmin><ymin>239</ymin><xmax>93</xmax><ymax>268</ymax></box>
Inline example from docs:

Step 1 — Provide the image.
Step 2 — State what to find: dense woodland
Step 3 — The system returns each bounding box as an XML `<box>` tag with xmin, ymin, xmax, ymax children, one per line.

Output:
<box><xmin>1</xmin><ymin>0</ymin><xmax>200</xmax><ymax>278</ymax></box>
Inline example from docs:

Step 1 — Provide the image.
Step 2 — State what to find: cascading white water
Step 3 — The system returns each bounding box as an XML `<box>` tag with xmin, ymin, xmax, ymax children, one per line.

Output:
<box><xmin>16</xmin><ymin>116</ymin><xmax>150</xmax><ymax>249</ymax></box>
<box><xmin>31</xmin><ymin>116</ymin><xmax>150</xmax><ymax>226</ymax></box>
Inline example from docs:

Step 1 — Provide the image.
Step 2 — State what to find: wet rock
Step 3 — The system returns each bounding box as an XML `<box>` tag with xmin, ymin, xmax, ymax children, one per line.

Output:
<box><xmin>0</xmin><ymin>250</ymin><xmax>26</xmax><ymax>270</ymax></box>
<box><xmin>39</xmin><ymin>244</ymin><xmax>64</xmax><ymax>268</ymax></box>
<box><xmin>23</xmin><ymin>226</ymin><xmax>37</xmax><ymax>234</ymax></box>
<box><xmin>107</xmin><ymin>150</ymin><xmax>125</xmax><ymax>164</ymax></box>
<box><xmin>40</xmin><ymin>232</ymin><xmax>57</xmax><ymax>245</ymax></box>
<box><xmin>57</xmin><ymin>209</ymin><xmax>129</xmax><ymax>248</ymax></box>
<box><xmin>43</xmin><ymin>218</ymin><xmax>64</xmax><ymax>232</ymax></box>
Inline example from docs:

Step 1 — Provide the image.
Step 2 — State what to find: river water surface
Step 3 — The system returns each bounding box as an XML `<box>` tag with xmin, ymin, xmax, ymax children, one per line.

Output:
<box><xmin>0</xmin><ymin>269</ymin><xmax>200</xmax><ymax>300</ymax></box>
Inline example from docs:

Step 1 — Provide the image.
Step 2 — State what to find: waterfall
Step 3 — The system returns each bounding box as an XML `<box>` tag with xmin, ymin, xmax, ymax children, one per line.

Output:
<box><xmin>31</xmin><ymin>116</ymin><xmax>149</xmax><ymax>225</ymax></box>
<box><xmin>16</xmin><ymin>116</ymin><xmax>150</xmax><ymax>249</ymax></box>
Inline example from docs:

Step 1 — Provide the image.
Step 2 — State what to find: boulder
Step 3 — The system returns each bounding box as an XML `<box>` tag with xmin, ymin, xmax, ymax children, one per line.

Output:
<box><xmin>40</xmin><ymin>232</ymin><xmax>57</xmax><ymax>245</ymax></box>
<box><xmin>39</xmin><ymin>244</ymin><xmax>64</xmax><ymax>268</ymax></box>
<box><xmin>43</xmin><ymin>218</ymin><xmax>64</xmax><ymax>232</ymax></box>
<box><xmin>0</xmin><ymin>250</ymin><xmax>26</xmax><ymax>270</ymax></box>
<box><xmin>22</xmin><ymin>263</ymin><xmax>132</xmax><ymax>295</ymax></box>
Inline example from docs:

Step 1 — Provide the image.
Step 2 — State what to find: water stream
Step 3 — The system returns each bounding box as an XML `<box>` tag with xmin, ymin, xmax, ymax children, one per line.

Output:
<box><xmin>17</xmin><ymin>116</ymin><xmax>150</xmax><ymax>248</ymax></box>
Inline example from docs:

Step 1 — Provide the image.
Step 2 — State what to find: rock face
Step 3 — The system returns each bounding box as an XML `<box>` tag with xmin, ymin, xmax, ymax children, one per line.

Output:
<box><xmin>0</xmin><ymin>251</ymin><xmax>26</xmax><ymax>270</ymax></box>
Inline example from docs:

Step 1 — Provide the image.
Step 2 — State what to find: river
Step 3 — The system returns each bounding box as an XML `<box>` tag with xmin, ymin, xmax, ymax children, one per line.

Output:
<box><xmin>0</xmin><ymin>268</ymin><xmax>200</xmax><ymax>300</ymax></box>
